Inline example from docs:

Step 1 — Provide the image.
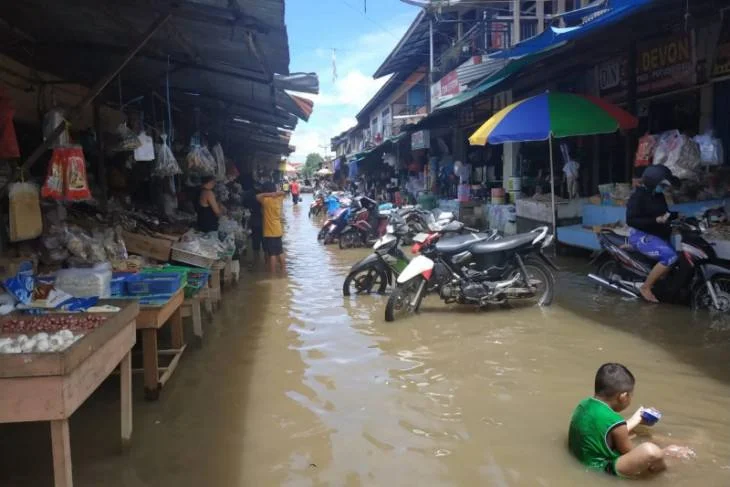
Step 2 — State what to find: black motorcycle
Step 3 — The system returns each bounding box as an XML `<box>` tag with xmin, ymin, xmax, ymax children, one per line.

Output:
<box><xmin>588</xmin><ymin>216</ymin><xmax>730</xmax><ymax>311</ymax></box>
<box><xmin>385</xmin><ymin>227</ymin><xmax>557</xmax><ymax>322</ymax></box>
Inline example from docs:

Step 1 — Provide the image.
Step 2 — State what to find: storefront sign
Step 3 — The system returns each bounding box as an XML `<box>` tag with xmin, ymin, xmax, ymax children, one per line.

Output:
<box><xmin>636</xmin><ymin>33</ymin><xmax>695</xmax><ymax>97</ymax></box>
<box><xmin>411</xmin><ymin>130</ymin><xmax>430</xmax><ymax>150</ymax></box>
<box><xmin>431</xmin><ymin>70</ymin><xmax>464</xmax><ymax>107</ymax></box>
<box><xmin>712</xmin><ymin>13</ymin><xmax>730</xmax><ymax>78</ymax></box>
<box><xmin>598</xmin><ymin>60</ymin><xmax>623</xmax><ymax>91</ymax></box>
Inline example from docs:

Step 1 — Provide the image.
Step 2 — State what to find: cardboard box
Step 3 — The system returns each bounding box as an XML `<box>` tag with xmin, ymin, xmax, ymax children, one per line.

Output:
<box><xmin>122</xmin><ymin>231</ymin><xmax>176</xmax><ymax>262</ymax></box>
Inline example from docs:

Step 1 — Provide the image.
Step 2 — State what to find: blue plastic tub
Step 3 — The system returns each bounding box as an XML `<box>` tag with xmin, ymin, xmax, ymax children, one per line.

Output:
<box><xmin>126</xmin><ymin>273</ymin><xmax>182</xmax><ymax>296</ymax></box>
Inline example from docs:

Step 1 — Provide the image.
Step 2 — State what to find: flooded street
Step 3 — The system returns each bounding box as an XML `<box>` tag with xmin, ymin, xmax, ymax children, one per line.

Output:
<box><xmin>4</xmin><ymin>195</ymin><xmax>730</xmax><ymax>486</ymax></box>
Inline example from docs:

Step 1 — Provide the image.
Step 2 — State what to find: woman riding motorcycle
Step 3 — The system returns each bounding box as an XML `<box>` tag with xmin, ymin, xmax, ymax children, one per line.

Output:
<box><xmin>626</xmin><ymin>165</ymin><xmax>678</xmax><ymax>303</ymax></box>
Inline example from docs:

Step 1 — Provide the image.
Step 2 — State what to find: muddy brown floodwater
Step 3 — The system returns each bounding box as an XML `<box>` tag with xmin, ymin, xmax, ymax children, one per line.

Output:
<box><xmin>3</xmin><ymin>194</ymin><xmax>730</xmax><ymax>486</ymax></box>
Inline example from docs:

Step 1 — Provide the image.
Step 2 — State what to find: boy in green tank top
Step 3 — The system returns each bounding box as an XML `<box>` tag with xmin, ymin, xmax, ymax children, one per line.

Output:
<box><xmin>568</xmin><ymin>363</ymin><xmax>681</xmax><ymax>478</ymax></box>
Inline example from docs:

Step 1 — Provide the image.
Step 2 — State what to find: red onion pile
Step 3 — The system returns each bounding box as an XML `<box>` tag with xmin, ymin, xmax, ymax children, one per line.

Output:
<box><xmin>1</xmin><ymin>314</ymin><xmax>107</xmax><ymax>334</ymax></box>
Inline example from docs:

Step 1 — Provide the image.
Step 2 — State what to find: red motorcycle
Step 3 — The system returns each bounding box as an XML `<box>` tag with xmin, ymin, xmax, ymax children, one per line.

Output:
<box><xmin>338</xmin><ymin>196</ymin><xmax>385</xmax><ymax>249</ymax></box>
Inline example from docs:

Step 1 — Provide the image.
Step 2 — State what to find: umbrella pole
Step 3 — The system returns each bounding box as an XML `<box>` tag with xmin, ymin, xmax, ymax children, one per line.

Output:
<box><xmin>549</xmin><ymin>136</ymin><xmax>557</xmax><ymax>239</ymax></box>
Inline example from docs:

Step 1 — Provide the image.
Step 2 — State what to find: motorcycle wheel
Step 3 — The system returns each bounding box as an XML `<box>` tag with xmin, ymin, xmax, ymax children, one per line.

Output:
<box><xmin>385</xmin><ymin>277</ymin><xmax>425</xmax><ymax>322</ymax></box>
<box><xmin>691</xmin><ymin>277</ymin><xmax>730</xmax><ymax>312</ymax></box>
<box><xmin>339</xmin><ymin>230</ymin><xmax>360</xmax><ymax>250</ymax></box>
<box><xmin>342</xmin><ymin>268</ymin><xmax>388</xmax><ymax>296</ymax></box>
<box><xmin>597</xmin><ymin>259</ymin><xmax>620</xmax><ymax>281</ymax></box>
<box><xmin>317</xmin><ymin>227</ymin><xmax>328</xmax><ymax>242</ymax></box>
<box><xmin>508</xmin><ymin>258</ymin><xmax>555</xmax><ymax>306</ymax></box>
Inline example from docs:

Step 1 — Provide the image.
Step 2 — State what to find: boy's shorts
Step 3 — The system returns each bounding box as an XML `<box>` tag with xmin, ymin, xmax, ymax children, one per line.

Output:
<box><xmin>263</xmin><ymin>237</ymin><xmax>283</xmax><ymax>256</ymax></box>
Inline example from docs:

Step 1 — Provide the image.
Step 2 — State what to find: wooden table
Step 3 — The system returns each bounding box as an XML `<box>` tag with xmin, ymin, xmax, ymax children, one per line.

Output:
<box><xmin>180</xmin><ymin>294</ymin><xmax>203</xmax><ymax>342</ymax></box>
<box><xmin>0</xmin><ymin>302</ymin><xmax>139</xmax><ymax>487</ymax></box>
<box><xmin>136</xmin><ymin>289</ymin><xmax>185</xmax><ymax>400</ymax></box>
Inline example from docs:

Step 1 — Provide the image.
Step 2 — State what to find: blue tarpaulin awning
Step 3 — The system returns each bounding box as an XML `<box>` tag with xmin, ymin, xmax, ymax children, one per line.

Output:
<box><xmin>491</xmin><ymin>0</ymin><xmax>654</xmax><ymax>59</ymax></box>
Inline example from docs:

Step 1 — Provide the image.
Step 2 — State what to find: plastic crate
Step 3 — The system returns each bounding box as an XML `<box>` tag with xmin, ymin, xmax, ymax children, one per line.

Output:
<box><xmin>126</xmin><ymin>273</ymin><xmax>183</xmax><ymax>296</ymax></box>
<box><xmin>170</xmin><ymin>248</ymin><xmax>216</xmax><ymax>268</ymax></box>
<box><xmin>111</xmin><ymin>272</ymin><xmax>134</xmax><ymax>297</ymax></box>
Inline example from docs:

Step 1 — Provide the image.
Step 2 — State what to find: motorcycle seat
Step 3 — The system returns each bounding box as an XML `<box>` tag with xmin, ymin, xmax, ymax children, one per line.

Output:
<box><xmin>434</xmin><ymin>233</ymin><xmax>489</xmax><ymax>254</ymax></box>
<box><xmin>471</xmin><ymin>232</ymin><xmax>537</xmax><ymax>254</ymax></box>
<box><xmin>601</xmin><ymin>230</ymin><xmax>628</xmax><ymax>248</ymax></box>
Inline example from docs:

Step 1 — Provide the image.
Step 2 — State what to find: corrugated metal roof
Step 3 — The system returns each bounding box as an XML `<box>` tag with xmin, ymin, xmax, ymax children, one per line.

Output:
<box><xmin>456</xmin><ymin>58</ymin><xmax>508</xmax><ymax>86</ymax></box>
<box><xmin>0</xmin><ymin>0</ymin><xmax>317</xmax><ymax>150</ymax></box>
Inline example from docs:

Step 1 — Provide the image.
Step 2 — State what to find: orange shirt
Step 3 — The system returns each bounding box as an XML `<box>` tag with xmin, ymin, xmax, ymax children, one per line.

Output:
<box><xmin>290</xmin><ymin>182</ymin><xmax>300</xmax><ymax>195</ymax></box>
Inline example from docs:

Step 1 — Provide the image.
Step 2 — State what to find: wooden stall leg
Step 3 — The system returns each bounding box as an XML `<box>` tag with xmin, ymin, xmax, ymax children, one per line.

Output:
<box><xmin>170</xmin><ymin>308</ymin><xmax>184</xmax><ymax>349</ymax></box>
<box><xmin>120</xmin><ymin>351</ymin><xmax>132</xmax><ymax>449</ymax></box>
<box><xmin>142</xmin><ymin>329</ymin><xmax>160</xmax><ymax>401</ymax></box>
<box><xmin>50</xmin><ymin>419</ymin><xmax>73</xmax><ymax>487</ymax></box>
<box><xmin>192</xmin><ymin>298</ymin><xmax>203</xmax><ymax>343</ymax></box>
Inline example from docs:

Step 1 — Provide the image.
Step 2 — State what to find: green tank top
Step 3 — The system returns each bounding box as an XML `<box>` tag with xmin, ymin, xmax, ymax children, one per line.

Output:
<box><xmin>568</xmin><ymin>397</ymin><xmax>626</xmax><ymax>471</ymax></box>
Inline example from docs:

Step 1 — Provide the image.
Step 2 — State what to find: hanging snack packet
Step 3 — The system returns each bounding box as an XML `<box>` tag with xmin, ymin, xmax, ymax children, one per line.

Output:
<box><xmin>9</xmin><ymin>182</ymin><xmax>43</xmax><ymax>242</ymax></box>
<box><xmin>41</xmin><ymin>148</ymin><xmax>65</xmax><ymax>199</ymax></box>
<box><xmin>63</xmin><ymin>146</ymin><xmax>92</xmax><ymax>200</ymax></box>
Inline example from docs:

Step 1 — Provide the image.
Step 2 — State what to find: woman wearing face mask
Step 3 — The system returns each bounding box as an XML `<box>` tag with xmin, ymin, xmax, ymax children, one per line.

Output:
<box><xmin>626</xmin><ymin>165</ymin><xmax>678</xmax><ymax>303</ymax></box>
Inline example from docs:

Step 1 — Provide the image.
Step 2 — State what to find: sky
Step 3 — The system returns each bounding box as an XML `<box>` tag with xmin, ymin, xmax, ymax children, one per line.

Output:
<box><xmin>285</xmin><ymin>0</ymin><xmax>419</xmax><ymax>162</ymax></box>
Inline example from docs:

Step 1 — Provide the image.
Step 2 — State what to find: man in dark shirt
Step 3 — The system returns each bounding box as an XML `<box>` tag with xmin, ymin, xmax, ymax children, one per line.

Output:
<box><xmin>626</xmin><ymin>166</ymin><xmax>677</xmax><ymax>303</ymax></box>
<box><xmin>242</xmin><ymin>182</ymin><xmax>265</xmax><ymax>268</ymax></box>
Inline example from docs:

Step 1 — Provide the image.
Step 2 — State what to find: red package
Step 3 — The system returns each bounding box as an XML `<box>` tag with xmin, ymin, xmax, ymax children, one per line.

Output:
<box><xmin>0</xmin><ymin>88</ymin><xmax>20</xmax><ymax>159</ymax></box>
<box><xmin>635</xmin><ymin>133</ymin><xmax>656</xmax><ymax>167</ymax></box>
<box><xmin>41</xmin><ymin>148</ymin><xmax>65</xmax><ymax>199</ymax></box>
<box><xmin>62</xmin><ymin>146</ymin><xmax>91</xmax><ymax>200</ymax></box>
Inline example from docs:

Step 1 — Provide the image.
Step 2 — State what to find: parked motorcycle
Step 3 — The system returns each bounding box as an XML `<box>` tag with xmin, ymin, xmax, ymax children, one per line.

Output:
<box><xmin>401</xmin><ymin>207</ymin><xmax>455</xmax><ymax>245</ymax></box>
<box><xmin>385</xmin><ymin>227</ymin><xmax>556</xmax><ymax>322</ymax></box>
<box><xmin>588</xmin><ymin>215</ymin><xmax>730</xmax><ymax>311</ymax></box>
<box><xmin>339</xmin><ymin>196</ymin><xmax>389</xmax><ymax>249</ymax></box>
<box><xmin>309</xmin><ymin>191</ymin><xmax>325</xmax><ymax>218</ymax></box>
<box><xmin>317</xmin><ymin>205</ymin><xmax>352</xmax><ymax>244</ymax></box>
<box><xmin>343</xmin><ymin>217</ymin><xmax>498</xmax><ymax>296</ymax></box>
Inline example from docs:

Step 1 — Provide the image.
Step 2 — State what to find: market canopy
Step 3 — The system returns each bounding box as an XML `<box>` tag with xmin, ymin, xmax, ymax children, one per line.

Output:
<box><xmin>490</xmin><ymin>0</ymin><xmax>654</xmax><ymax>59</ymax></box>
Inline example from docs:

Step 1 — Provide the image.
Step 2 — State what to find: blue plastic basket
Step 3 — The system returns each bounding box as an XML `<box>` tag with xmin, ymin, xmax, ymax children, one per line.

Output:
<box><xmin>111</xmin><ymin>273</ymin><xmax>134</xmax><ymax>297</ymax></box>
<box><xmin>126</xmin><ymin>273</ymin><xmax>182</xmax><ymax>296</ymax></box>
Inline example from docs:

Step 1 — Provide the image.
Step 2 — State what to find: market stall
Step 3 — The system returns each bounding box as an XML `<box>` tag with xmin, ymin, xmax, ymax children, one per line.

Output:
<box><xmin>0</xmin><ymin>300</ymin><xmax>139</xmax><ymax>487</ymax></box>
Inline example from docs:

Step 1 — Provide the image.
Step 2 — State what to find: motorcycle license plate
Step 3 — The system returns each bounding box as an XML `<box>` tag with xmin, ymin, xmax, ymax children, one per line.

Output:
<box><xmin>413</xmin><ymin>233</ymin><xmax>428</xmax><ymax>243</ymax></box>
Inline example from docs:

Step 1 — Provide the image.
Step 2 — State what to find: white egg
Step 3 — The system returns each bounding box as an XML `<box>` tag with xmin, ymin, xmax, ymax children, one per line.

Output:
<box><xmin>59</xmin><ymin>330</ymin><xmax>74</xmax><ymax>340</ymax></box>
<box><xmin>49</xmin><ymin>336</ymin><xmax>64</xmax><ymax>349</ymax></box>
<box><xmin>16</xmin><ymin>334</ymin><xmax>28</xmax><ymax>343</ymax></box>
<box><xmin>35</xmin><ymin>340</ymin><xmax>50</xmax><ymax>353</ymax></box>
<box><xmin>34</xmin><ymin>332</ymin><xmax>49</xmax><ymax>341</ymax></box>
<box><xmin>0</xmin><ymin>338</ymin><xmax>11</xmax><ymax>347</ymax></box>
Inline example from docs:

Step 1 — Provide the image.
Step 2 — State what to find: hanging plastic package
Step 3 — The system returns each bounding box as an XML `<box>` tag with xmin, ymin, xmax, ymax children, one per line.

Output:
<box><xmin>185</xmin><ymin>146</ymin><xmax>216</xmax><ymax>175</ymax></box>
<box><xmin>693</xmin><ymin>131</ymin><xmax>724</xmax><ymax>166</ymax></box>
<box><xmin>0</xmin><ymin>88</ymin><xmax>20</xmax><ymax>158</ymax></box>
<box><xmin>42</xmin><ymin>108</ymin><xmax>70</xmax><ymax>148</ymax></box>
<box><xmin>59</xmin><ymin>146</ymin><xmax>92</xmax><ymax>200</ymax></box>
<box><xmin>212</xmin><ymin>143</ymin><xmax>226</xmax><ymax>180</ymax></box>
<box><xmin>635</xmin><ymin>133</ymin><xmax>656</xmax><ymax>167</ymax></box>
<box><xmin>134</xmin><ymin>130</ymin><xmax>155</xmax><ymax>161</ymax></box>
<box><xmin>41</xmin><ymin>148</ymin><xmax>65</xmax><ymax>199</ymax></box>
<box><xmin>114</xmin><ymin>122</ymin><xmax>141</xmax><ymax>152</ymax></box>
<box><xmin>8</xmin><ymin>182</ymin><xmax>42</xmax><ymax>242</ymax></box>
<box><xmin>153</xmin><ymin>134</ymin><xmax>181</xmax><ymax>177</ymax></box>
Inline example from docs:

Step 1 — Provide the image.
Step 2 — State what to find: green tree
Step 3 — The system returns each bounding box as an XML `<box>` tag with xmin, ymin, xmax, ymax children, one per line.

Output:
<box><xmin>302</xmin><ymin>153</ymin><xmax>325</xmax><ymax>178</ymax></box>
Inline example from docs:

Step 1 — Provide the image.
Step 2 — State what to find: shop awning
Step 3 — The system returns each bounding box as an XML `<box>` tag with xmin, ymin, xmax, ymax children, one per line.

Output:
<box><xmin>433</xmin><ymin>47</ymin><xmax>560</xmax><ymax>111</ymax></box>
<box><xmin>490</xmin><ymin>0</ymin><xmax>654</xmax><ymax>59</ymax></box>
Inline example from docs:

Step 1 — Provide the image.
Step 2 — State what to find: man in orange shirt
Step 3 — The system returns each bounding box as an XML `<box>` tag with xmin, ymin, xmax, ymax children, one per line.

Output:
<box><xmin>290</xmin><ymin>179</ymin><xmax>300</xmax><ymax>205</ymax></box>
<box><xmin>256</xmin><ymin>182</ymin><xmax>286</xmax><ymax>272</ymax></box>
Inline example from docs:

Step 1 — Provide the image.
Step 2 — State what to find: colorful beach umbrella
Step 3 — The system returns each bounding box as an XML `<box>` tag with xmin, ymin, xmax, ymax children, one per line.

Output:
<box><xmin>469</xmin><ymin>92</ymin><xmax>638</xmax><ymax>145</ymax></box>
<box><xmin>468</xmin><ymin>92</ymin><xmax>638</xmax><ymax>237</ymax></box>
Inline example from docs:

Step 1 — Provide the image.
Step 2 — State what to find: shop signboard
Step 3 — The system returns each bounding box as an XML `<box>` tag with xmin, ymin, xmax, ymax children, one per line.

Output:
<box><xmin>636</xmin><ymin>33</ymin><xmax>695</xmax><ymax>97</ymax></box>
<box><xmin>411</xmin><ymin>130</ymin><xmax>430</xmax><ymax>150</ymax></box>
<box><xmin>431</xmin><ymin>70</ymin><xmax>463</xmax><ymax>108</ymax></box>
<box><xmin>598</xmin><ymin>57</ymin><xmax>628</xmax><ymax>103</ymax></box>
<box><xmin>712</xmin><ymin>13</ymin><xmax>730</xmax><ymax>78</ymax></box>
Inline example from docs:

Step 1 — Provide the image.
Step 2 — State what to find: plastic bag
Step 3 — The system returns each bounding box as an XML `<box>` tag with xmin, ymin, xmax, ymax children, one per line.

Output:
<box><xmin>55</xmin><ymin>263</ymin><xmax>112</xmax><ymax>298</ymax></box>
<box><xmin>114</xmin><ymin>123</ymin><xmax>141</xmax><ymax>152</ymax></box>
<box><xmin>212</xmin><ymin>143</ymin><xmax>226</xmax><ymax>180</ymax></box>
<box><xmin>185</xmin><ymin>146</ymin><xmax>216</xmax><ymax>175</ymax></box>
<box><xmin>102</xmin><ymin>227</ymin><xmax>128</xmax><ymax>261</ymax></box>
<box><xmin>42</xmin><ymin>108</ymin><xmax>70</xmax><ymax>148</ymax></box>
<box><xmin>153</xmin><ymin>134</ymin><xmax>182</xmax><ymax>177</ymax></box>
<box><xmin>134</xmin><ymin>131</ymin><xmax>155</xmax><ymax>161</ymax></box>
<box><xmin>653</xmin><ymin>130</ymin><xmax>701</xmax><ymax>180</ymax></box>
<box><xmin>635</xmin><ymin>133</ymin><xmax>656</xmax><ymax>167</ymax></box>
<box><xmin>62</xmin><ymin>146</ymin><xmax>92</xmax><ymax>200</ymax></box>
<box><xmin>693</xmin><ymin>131</ymin><xmax>724</xmax><ymax>166</ymax></box>
<box><xmin>9</xmin><ymin>183</ymin><xmax>43</xmax><ymax>242</ymax></box>
<box><xmin>42</xmin><ymin>149</ymin><xmax>65</xmax><ymax>199</ymax></box>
